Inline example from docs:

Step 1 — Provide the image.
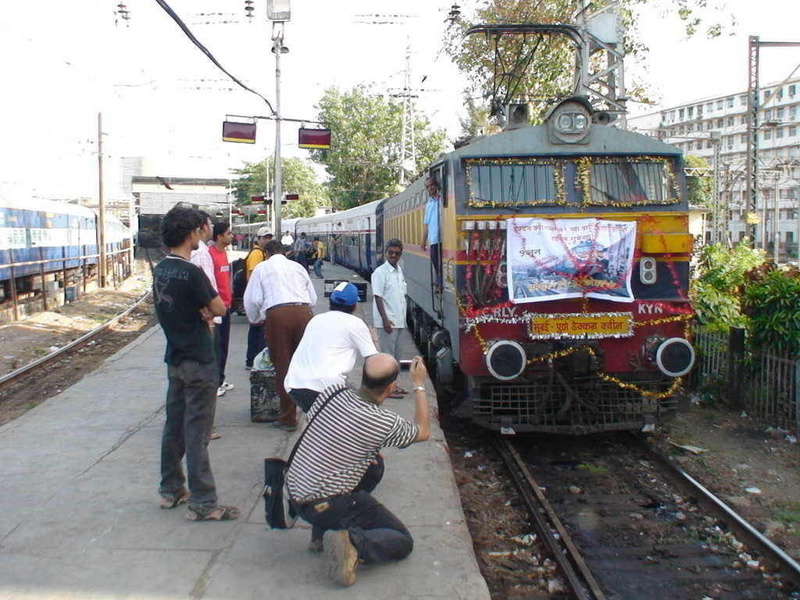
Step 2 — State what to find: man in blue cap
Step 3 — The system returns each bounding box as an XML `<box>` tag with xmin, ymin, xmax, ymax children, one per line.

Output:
<box><xmin>285</xmin><ymin>282</ymin><xmax>378</xmax><ymax>414</ymax></box>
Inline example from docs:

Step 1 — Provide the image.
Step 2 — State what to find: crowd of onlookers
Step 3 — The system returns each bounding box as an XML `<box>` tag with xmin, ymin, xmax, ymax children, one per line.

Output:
<box><xmin>151</xmin><ymin>204</ymin><xmax>430</xmax><ymax>587</ymax></box>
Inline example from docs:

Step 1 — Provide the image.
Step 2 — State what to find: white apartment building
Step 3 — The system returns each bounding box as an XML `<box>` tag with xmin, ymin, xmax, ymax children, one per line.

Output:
<box><xmin>629</xmin><ymin>78</ymin><xmax>800</xmax><ymax>261</ymax></box>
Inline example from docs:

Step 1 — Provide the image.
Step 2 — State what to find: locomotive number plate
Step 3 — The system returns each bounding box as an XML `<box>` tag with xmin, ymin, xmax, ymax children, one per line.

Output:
<box><xmin>529</xmin><ymin>312</ymin><xmax>633</xmax><ymax>340</ymax></box>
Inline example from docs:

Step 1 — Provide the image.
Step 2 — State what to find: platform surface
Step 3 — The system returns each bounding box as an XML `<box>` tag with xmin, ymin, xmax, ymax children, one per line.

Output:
<box><xmin>0</xmin><ymin>259</ymin><xmax>490</xmax><ymax>600</ymax></box>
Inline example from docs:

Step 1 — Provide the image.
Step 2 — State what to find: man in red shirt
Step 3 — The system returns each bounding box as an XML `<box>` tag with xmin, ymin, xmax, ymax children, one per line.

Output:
<box><xmin>209</xmin><ymin>222</ymin><xmax>235</xmax><ymax>397</ymax></box>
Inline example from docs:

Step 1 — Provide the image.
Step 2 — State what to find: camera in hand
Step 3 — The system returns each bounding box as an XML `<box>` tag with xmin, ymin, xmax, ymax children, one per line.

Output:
<box><xmin>399</xmin><ymin>359</ymin><xmax>412</xmax><ymax>371</ymax></box>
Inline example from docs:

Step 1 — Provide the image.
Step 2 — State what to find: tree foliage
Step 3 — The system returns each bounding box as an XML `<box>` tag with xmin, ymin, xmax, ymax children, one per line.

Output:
<box><xmin>690</xmin><ymin>242</ymin><xmax>765</xmax><ymax>331</ymax></box>
<box><xmin>684</xmin><ymin>154</ymin><xmax>713</xmax><ymax>207</ymax></box>
<box><xmin>231</xmin><ymin>157</ymin><xmax>327</xmax><ymax>219</ymax></box>
<box><xmin>310</xmin><ymin>86</ymin><xmax>447</xmax><ymax>210</ymax></box>
<box><xmin>445</xmin><ymin>0</ymin><xmax>729</xmax><ymax>122</ymax></box>
<box><xmin>742</xmin><ymin>264</ymin><xmax>800</xmax><ymax>357</ymax></box>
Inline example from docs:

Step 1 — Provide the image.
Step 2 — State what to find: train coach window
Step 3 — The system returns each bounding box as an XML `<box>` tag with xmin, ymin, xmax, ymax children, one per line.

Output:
<box><xmin>579</xmin><ymin>157</ymin><xmax>680</xmax><ymax>206</ymax></box>
<box><xmin>466</xmin><ymin>159</ymin><xmax>565</xmax><ymax>207</ymax></box>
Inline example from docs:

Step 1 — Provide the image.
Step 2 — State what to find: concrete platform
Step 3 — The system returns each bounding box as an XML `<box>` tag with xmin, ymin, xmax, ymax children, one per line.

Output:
<box><xmin>0</xmin><ymin>260</ymin><xmax>490</xmax><ymax>599</ymax></box>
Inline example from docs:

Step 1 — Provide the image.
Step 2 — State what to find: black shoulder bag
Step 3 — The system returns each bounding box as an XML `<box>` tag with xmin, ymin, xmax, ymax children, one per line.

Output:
<box><xmin>263</xmin><ymin>388</ymin><xmax>347</xmax><ymax>529</ymax></box>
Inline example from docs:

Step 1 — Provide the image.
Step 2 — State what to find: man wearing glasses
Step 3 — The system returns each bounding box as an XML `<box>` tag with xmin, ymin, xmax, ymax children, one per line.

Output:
<box><xmin>371</xmin><ymin>239</ymin><xmax>408</xmax><ymax>398</ymax></box>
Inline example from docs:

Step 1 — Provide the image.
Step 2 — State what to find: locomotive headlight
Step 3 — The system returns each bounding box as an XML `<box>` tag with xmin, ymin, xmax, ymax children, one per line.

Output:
<box><xmin>548</xmin><ymin>97</ymin><xmax>593</xmax><ymax>144</ymax></box>
<box><xmin>639</xmin><ymin>257</ymin><xmax>658</xmax><ymax>285</ymax></box>
<box><xmin>486</xmin><ymin>340</ymin><xmax>527</xmax><ymax>381</ymax></box>
<box><xmin>649</xmin><ymin>337</ymin><xmax>696</xmax><ymax>378</ymax></box>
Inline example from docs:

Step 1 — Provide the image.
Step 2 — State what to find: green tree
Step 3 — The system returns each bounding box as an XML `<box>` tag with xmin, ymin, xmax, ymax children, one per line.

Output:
<box><xmin>231</xmin><ymin>157</ymin><xmax>327</xmax><ymax>219</ymax></box>
<box><xmin>742</xmin><ymin>264</ymin><xmax>800</xmax><ymax>357</ymax></box>
<box><xmin>311</xmin><ymin>86</ymin><xmax>447</xmax><ymax>209</ymax></box>
<box><xmin>445</xmin><ymin>0</ymin><xmax>728</xmax><ymax>122</ymax></box>
<box><xmin>684</xmin><ymin>154</ymin><xmax>713</xmax><ymax>207</ymax></box>
<box><xmin>690</xmin><ymin>242</ymin><xmax>765</xmax><ymax>331</ymax></box>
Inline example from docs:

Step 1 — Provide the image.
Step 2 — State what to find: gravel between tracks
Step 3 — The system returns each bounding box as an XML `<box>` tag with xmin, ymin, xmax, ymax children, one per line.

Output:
<box><xmin>442</xmin><ymin>403</ymin><xmax>800</xmax><ymax>598</ymax></box>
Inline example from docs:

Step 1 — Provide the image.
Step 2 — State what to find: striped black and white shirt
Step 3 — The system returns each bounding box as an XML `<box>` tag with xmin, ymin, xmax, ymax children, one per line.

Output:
<box><xmin>286</xmin><ymin>384</ymin><xmax>418</xmax><ymax>504</ymax></box>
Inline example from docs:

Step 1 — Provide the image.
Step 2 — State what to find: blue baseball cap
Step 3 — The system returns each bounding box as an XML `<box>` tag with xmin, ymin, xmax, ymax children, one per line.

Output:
<box><xmin>330</xmin><ymin>282</ymin><xmax>359</xmax><ymax>305</ymax></box>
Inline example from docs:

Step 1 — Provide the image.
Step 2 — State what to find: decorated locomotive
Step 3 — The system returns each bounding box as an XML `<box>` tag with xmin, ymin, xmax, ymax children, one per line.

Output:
<box><xmin>295</xmin><ymin>95</ymin><xmax>697</xmax><ymax>434</ymax></box>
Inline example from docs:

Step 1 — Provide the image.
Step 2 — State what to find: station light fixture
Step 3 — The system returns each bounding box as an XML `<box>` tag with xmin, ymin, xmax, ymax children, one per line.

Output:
<box><xmin>267</xmin><ymin>0</ymin><xmax>291</xmax><ymax>21</ymax></box>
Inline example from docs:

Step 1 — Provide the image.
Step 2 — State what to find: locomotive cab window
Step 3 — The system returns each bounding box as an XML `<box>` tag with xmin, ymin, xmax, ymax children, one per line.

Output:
<box><xmin>466</xmin><ymin>159</ymin><xmax>565</xmax><ymax>208</ymax></box>
<box><xmin>580</xmin><ymin>157</ymin><xmax>680</xmax><ymax>206</ymax></box>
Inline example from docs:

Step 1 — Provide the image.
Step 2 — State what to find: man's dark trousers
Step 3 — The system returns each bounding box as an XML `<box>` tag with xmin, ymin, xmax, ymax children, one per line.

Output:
<box><xmin>216</xmin><ymin>309</ymin><xmax>231</xmax><ymax>385</ymax></box>
<box><xmin>160</xmin><ymin>359</ymin><xmax>218</xmax><ymax>510</ymax></box>
<box><xmin>246</xmin><ymin>323</ymin><xmax>265</xmax><ymax>367</ymax></box>
<box><xmin>295</xmin><ymin>455</ymin><xmax>413</xmax><ymax>563</ymax></box>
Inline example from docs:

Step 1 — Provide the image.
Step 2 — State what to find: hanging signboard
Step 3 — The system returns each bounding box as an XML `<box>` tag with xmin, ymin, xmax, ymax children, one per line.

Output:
<box><xmin>222</xmin><ymin>121</ymin><xmax>256</xmax><ymax>144</ymax></box>
<box><xmin>506</xmin><ymin>217</ymin><xmax>637</xmax><ymax>304</ymax></box>
<box><xmin>298</xmin><ymin>128</ymin><xmax>331</xmax><ymax>149</ymax></box>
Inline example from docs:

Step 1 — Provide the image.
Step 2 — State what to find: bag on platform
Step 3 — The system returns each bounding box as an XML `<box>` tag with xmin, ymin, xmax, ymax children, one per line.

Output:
<box><xmin>262</xmin><ymin>388</ymin><xmax>348</xmax><ymax>529</ymax></box>
<box><xmin>263</xmin><ymin>458</ymin><xmax>296</xmax><ymax>529</ymax></box>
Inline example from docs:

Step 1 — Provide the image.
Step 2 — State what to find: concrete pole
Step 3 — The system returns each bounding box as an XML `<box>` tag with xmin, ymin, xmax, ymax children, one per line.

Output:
<box><xmin>711</xmin><ymin>133</ymin><xmax>721</xmax><ymax>243</ymax></box>
<box><xmin>97</xmin><ymin>112</ymin><xmax>107</xmax><ymax>288</ymax></box>
<box><xmin>773</xmin><ymin>172</ymin><xmax>780</xmax><ymax>262</ymax></box>
<box><xmin>272</xmin><ymin>22</ymin><xmax>284</xmax><ymax>237</ymax></box>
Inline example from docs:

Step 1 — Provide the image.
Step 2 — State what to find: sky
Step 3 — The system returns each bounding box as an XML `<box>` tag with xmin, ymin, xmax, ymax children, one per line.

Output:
<box><xmin>0</xmin><ymin>0</ymin><xmax>798</xmax><ymax>201</ymax></box>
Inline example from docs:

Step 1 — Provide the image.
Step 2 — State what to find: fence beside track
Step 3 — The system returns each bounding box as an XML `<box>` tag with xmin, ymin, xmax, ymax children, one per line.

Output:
<box><xmin>691</xmin><ymin>326</ymin><xmax>799</xmax><ymax>434</ymax></box>
<box><xmin>0</xmin><ymin>245</ymin><xmax>134</xmax><ymax>322</ymax></box>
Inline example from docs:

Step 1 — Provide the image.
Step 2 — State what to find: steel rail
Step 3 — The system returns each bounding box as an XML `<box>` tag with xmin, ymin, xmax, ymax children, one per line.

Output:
<box><xmin>0</xmin><ymin>290</ymin><xmax>152</xmax><ymax>390</ymax></box>
<box><xmin>632</xmin><ymin>433</ymin><xmax>800</xmax><ymax>588</ymax></box>
<box><xmin>496</xmin><ymin>439</ymin><xmax>607</xmax><ymax>600</ymax></box>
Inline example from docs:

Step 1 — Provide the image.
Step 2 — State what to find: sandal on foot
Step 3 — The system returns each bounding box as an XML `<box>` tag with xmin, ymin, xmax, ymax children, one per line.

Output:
<box><xmin>160</xmin><ymin>488</ymin><xmax>190</xmax><ymax>509</ymax></box>
<box><xmin>186</xmin><ymin>504</ymin><xmax>240</xmax><ymax>521</ymax></box>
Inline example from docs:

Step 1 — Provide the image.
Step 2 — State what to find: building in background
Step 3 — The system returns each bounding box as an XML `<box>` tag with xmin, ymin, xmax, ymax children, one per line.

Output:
<box><xmin>629</xmin><ymin>77</ymin><xmax>800</xmax><ymax>261</ymax></box>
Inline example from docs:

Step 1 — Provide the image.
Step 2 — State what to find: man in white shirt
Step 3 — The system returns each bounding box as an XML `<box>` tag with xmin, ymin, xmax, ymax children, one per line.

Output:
<box><xmin>189</xmin><ymin>211</ymin><xmax>217</xmax><ymax>295</ymax></box>
<box><xmin>285</xmin><ymin>282</ymin><xmax>377</xmax><ymax>413</ymax></box>
<box><xmin>371</xmin><ymin>238</ymin><xmax>408</xmax><ymax>397</ymax></box>
<box><xmin>244</xmin><ymin>240</ymin><xmax>316</xmax><ymax>431</ymax></box>
<box><xmin>280</xmin><ymin>230</ymin><xmax>294</xmax><ymax>248</ymax></box>
<box><xmin>189</xmin><ymin>212</ymin><xmax>226</xmax><ymax>420</ymax></box>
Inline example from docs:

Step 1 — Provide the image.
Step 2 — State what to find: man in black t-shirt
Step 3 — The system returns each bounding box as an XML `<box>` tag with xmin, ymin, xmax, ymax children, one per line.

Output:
<box><xmin>153</xmin><ymin>205</ymin><xmax>239</xmax><ymax>522</ymax></box>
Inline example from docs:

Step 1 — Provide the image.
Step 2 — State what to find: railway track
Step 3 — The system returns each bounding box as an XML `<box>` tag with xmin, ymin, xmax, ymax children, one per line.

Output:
<box><xmin>0</xmin><ymin>289</ymin><xmax>153</xmax><ymax>393</ymax></box>
<box><xmin>497</xmin><ymin>435</ymin><xmax>800</xmax><ymax>599</ymax></box>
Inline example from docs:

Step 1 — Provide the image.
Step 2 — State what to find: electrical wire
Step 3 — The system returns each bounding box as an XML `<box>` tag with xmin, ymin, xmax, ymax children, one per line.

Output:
<box><xmin>152</xmin><ymin>0</ymin><xmax>275</xmax><ymax>115</ymax></box>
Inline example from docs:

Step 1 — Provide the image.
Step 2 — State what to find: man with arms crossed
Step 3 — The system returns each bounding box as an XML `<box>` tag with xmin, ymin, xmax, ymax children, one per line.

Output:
<box><xmin>286</xmin><ymin>353</ymin><xmax>430</xmax><ymax>587</ymax></box>
<box><xmin>153</xmin><ymin>205</ymin><xmax>239</xmax><ymax>522</ymax></box>
<box><xmin>371</xmin><ymin>239</ymin><xmax>409</xmax><ymax>397</ymax></box>
<box><xmin>208</xmin><ymin>222</ymin><xmax>235</xmax><ymax>397</ymax></box>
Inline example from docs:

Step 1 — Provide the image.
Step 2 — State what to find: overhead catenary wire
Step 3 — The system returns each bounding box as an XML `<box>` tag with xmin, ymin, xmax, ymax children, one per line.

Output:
<box><xmin>152</xmin><ymin>0</ymin><xmax>275</xmax><ymax>115</ymax></box>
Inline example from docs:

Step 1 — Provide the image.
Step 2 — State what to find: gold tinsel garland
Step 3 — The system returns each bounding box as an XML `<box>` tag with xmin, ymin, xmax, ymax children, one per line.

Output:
<box><xmin>460</xmin><ymin>298</ymin><xmax>690</xmax><ymax>400</ymax></box>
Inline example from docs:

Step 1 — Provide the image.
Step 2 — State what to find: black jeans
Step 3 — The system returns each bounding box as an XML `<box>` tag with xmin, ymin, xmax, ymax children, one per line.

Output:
<box><xmin>429</xmin><ymin>243</ymin><xmax>441</xmax><ymax>285</ymax></box>
<box><xmin>160</xmin><ymin>360</ymin><xmax>218</xmax><ymax>510</ymax></box>
<box><xmin>295</xmin><ymin>456</ymin><xmax>413</xmax><ymax>563</ymax></box>
<box><xmin>216</xmin><ymin>310</ymin><xmax>231</xmax><ymax>385</ymax></box>
<box><xmin>288</xmin><ymin>388</ymin><xmax>319</xmax><ymax>413</ymax></box>
<box><xmin>246</xmin><ymin>323</ymin><xmax>265</xmax><ymax>367</ymax></box>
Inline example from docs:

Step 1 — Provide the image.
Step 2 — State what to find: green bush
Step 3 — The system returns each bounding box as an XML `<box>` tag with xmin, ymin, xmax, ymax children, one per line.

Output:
<box><xmin>690</xmin><ymin>242</ymin><xmax>765</xmax><ymax>331</ymax></box>
<box><xmin>742</xmin><ymin>264</ymin><xmax>800</xmax><ymax>357</ymax></box>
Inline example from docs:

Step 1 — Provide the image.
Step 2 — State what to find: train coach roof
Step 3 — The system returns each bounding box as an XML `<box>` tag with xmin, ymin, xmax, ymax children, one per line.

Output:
<box><xmin>449</xmin><ymin>123</ymin><xmax>681</xmax><ymax>159</ymax></box>
<box><xmin>0</xmin><ymin>196</ymin><xmax>97</xmax><ymax>219</ymax></box>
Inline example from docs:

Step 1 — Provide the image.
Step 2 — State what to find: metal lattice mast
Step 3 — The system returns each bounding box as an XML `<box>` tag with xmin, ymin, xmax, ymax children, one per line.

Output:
<box><xmin>746</xmin><ymin>36</ymin><xmax>760</xmax><ymax>243</ymax></box>
<box><xmin>399</xmin><ymin>39</ymin><xmax>417</xmax><ymax>185</ymax></box>
<box><xmin>574</xmin><ymin>0</ymin><xmax>627</xmax><ymax>125</ymax></box>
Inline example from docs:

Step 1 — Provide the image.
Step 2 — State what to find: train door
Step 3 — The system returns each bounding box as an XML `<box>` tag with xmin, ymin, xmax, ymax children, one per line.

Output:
<box><xmin>429</xmin><ymin>164</ymin><xmax>446</xmax><ymax>318</ymax></box>
<box><xmin>365</xmin><ymin>216</ymin><xmax>372</xmax><ymax>271</ymax></box>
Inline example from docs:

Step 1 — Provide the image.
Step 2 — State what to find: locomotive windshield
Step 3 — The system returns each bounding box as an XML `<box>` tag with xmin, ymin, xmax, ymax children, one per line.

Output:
<box><xmin>581</xmin><ymin>157</ymin><xmax>679</xmax><ymax>206</ymax></box>
<box><xmin>467</xmin><ymin>159</ymin><xmax>563</xmax><ymax>208</ymax></box>
<box><xmin>466</xmin><ymin>156</ymin><xmax>680</xmax><ymax>208</ymax></box>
